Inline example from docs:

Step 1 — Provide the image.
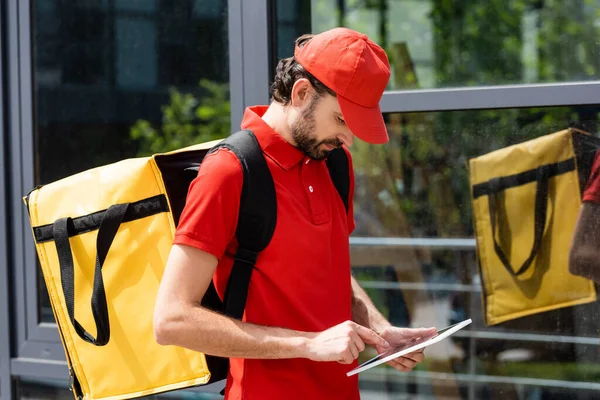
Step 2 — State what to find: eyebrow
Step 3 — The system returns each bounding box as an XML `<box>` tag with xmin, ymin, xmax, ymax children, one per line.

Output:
<box><xmin>334</xmin><ymin>112</ymin><xmax>345</xmax><ymax>120</ymax></box>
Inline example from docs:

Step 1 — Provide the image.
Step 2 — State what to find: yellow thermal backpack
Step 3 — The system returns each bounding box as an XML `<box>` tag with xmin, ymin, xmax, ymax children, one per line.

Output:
<box><xmin>23</xmin><ymin>129</ymin><xmax>350</xmax><ymax>400</ymax></box>
<box><xmin>469</xmin><ymin>128</ymin><xmax>600</xmax><ymax>326</ymax></box>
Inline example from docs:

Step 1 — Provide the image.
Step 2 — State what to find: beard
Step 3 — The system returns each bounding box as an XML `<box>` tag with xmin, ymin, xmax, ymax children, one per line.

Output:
<box><xmin>291</xmin><ymin>96</ymin><xmax>342</xmax><ymax>160</ymax></box>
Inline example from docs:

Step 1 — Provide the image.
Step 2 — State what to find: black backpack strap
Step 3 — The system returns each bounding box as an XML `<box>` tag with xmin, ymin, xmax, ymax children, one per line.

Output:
<box><xmin>326</xmin><ymin>147</ymin><xmax>350</xmax><ymax>213</ymax></box>
<box><xmin>207</xmin><ymin>130</ymin><xmax>277</xmax><ymax>320</ymax></box>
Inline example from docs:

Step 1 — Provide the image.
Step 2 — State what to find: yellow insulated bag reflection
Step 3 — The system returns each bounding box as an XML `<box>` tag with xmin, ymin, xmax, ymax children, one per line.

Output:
<box><xmin>469</xmin><ymin>128</ymin><xmax>600</xmax><ymax>326</ymax></box>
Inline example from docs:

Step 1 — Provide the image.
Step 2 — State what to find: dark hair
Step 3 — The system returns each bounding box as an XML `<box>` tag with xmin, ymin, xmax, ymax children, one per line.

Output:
<box><xmin>270</xmin><ymin>34</ymin><xmax>336</xmax><ymax>105</ymax></box>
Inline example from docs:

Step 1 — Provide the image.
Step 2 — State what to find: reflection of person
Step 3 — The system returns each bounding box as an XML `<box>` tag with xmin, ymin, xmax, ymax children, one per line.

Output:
<box><xmin>153</xmin><ymin>27</ymin><xmax>435</xmax><ymax>399</ymax></box>
<box><xmin>569</xmin><ymin>152</ymin><xmax>600</xmax><ymax>281</ymax></box>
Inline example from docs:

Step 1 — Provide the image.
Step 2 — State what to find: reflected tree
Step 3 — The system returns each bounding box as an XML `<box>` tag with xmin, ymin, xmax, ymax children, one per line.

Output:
<box><xmin>130</xmin><ymin>79</ymin><xmax>230</xmax><ymax>156</ymax></box>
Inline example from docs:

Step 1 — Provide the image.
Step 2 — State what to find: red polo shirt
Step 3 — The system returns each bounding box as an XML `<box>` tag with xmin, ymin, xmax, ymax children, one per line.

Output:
<box><xmin>174</xmin><ymin>106</ymin><xmax>359</xmax><ymax>400</ymax></box>
<box><xmin>583</xmin><ymin>151</ymin><xmax>600</xmax><ymax>203</ymax></box>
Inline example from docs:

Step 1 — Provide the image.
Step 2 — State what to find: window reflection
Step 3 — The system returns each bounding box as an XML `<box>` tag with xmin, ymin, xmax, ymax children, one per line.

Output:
<box><xmin>352</xmin><ymin>106</ymin><xmax>600</xmax><ymax>238</ymax></box>
<box><xmin>351</xmin><ymin>105</ymin><xmax>600</xmax><ymax>399</ymax></box>
<box><xmin>276</xmin><ymin>0</ymin><xmax>600</xmax><ymax>90</ymax></box>
<box><xmin>34</xmin><ymin>0</ymin><xmax>229</xmax><ymax>185</ymax></box>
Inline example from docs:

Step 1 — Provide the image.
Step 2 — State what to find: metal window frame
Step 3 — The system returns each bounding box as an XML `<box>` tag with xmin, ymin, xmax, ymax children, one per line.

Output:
<box><xmin>228</xmin><ymin>0</ymin><xmax>273</xmax><ymax>129</ymax></box>
<box><xmin>0</xmin><ymin>0</ymin><xmax>13</xmax><ymax>396</ymax></box>
<box><xmin>6</xmin><ymin>0</ymin><xmax>72</xmax><ymax>378</ymax></box>
<box><xmin>361</xmin><ymin>369</ymin><xmax>600</xmax><ymax>393</ymax></box>
<box><xmin>380</xmin><ymin>81</ymin><xmax>600</xmax><ymax>113</ymax></box>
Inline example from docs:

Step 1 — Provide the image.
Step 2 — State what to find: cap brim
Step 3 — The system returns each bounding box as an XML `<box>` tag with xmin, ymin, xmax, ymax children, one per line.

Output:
<box><xmin>338</xmin><ymin>96</ymin><xmax>389</xmax><ymax>144</ymax></box>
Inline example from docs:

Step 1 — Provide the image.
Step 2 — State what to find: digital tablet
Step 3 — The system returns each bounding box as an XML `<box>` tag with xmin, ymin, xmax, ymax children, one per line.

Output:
<box><xmin>346</xmin><ymin>318</ymin><xmax>472</xmax><ymax>376</ymax></box>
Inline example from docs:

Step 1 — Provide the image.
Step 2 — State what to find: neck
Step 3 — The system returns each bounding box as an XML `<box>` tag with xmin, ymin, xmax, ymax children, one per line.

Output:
<box><xmin>261</xmin><ymin>102</ymin><xmax>295</xmax><ymax>146</ymax></box>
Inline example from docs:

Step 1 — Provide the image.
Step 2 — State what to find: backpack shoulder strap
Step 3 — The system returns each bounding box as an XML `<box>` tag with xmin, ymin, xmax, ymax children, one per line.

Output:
<box><xmin>206</xmin><ymin>130</ymin><xmax>277</xmax><ymax>320</ymax></box>
<box><xmin>326</xmin><ymin>147</ymin><xmax>350</xmax><ymax>213</ymax></box>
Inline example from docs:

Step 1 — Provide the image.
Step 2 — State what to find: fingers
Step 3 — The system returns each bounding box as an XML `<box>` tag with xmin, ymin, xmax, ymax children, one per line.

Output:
<box><xmin>353</xmin><ymin>323</ymin><xmax>389</xmax><ymax>348</ymax></box>
<box><xmin>387</xmin><ymin>350</ymin><xmax>424</xmax><ymax>371</ymax></box>
<box><xmin>400</xmin><ymin>327</ymin><xmax>437</xmax><ymax>339</ymax></box>
<box><xmin>340</xmin><ymin>326</ymin><xmax>364</xmax><ymax>364</ymax></box>
<box><xmin>350</xmin><ymin>329</ymin><xmax>366</xmax><ymax>353</ymax></box>
<box><xmin>338</xmin><ymin>322</ymin><xmax>383</xmax><ymax>365</ymax></box>
<box><xmin>339</xmin><ymin>341</ymin><xmax>359</xmax><ymax>364</ymax></box>
<box><xmin>387</xmin><ymin>356</ymin><xmax>418</xmax><ymax>372</ymax></box>
<box><xmin>339</xmin><ymin>353</ymin><xmax>354</xmax><ymax>364</ymax></box>
<box><xmin>328</xmin><ymin>321</ymin><xmax>397</xmax><ymax>365</ymax></box>
<box><xmin>348</xmin><ymin>342</ymin><xmax>359</xmax><ymax>361</ymax></box>
<box><xmin>403</xmin><ymin>350</ymin><xmax>425</xmax><ymax>364</ymax></box>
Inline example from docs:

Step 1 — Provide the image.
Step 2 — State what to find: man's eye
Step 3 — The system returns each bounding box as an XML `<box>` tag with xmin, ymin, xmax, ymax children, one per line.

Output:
<box><xmin>337</xmin><ymin>116</ymin><xmax>346</xmax><ymax>125</ymax></box>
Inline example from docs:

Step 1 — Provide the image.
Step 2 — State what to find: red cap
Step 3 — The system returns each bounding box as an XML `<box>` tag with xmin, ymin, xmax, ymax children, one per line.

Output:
<box><xmin>295</xmin><ymin>27</ymin><xmax>390</xmax><ymax>144</ymax></box>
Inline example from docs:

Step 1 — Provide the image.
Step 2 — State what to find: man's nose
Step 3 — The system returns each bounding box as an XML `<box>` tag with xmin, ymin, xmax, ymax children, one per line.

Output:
<box><xmin>338</xmin><ymin>130</ymin><xmax>354</xmax><ymax>147</ymax></box>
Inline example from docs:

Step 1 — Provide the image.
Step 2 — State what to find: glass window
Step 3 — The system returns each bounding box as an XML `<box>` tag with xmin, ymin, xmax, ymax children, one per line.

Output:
<box><xmin>351</xmin><ymin>105</ymin><xmax>600</xmax><ymax>399</ymax></box>
<box><xmin>352</xmin><ymin>106</ymin><xmax>600</xmax><ymax>238</ymax></box>
<box><xmin>33</xmin><ymin>0</ymin><xmax>230</xmax><ymax>323</ymax></box>
<box><xmin>275</xmin><ymin>0</ymin><xmax>600</xmax><ymax>90</ymax></box>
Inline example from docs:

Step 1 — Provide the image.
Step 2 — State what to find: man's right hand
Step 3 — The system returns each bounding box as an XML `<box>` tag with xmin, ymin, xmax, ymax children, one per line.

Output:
<box><xmin>304</xmin><ymin>321</ymin><xmax>389</xmax><ymax>364</ymax></box>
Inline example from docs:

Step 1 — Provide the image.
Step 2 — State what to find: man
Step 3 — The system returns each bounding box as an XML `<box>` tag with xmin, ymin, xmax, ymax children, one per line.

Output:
<box><xmin>569</xmin><ymin>151</ymin><xmax>600</xmax><ymax>281</ymax></box>
<box><xmin>153</xmin><ymin>27</ymin><xmax>435</xmax><ymax>400</ymax></box>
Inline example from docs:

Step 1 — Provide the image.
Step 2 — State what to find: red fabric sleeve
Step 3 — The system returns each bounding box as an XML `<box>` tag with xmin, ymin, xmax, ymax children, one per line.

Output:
<box><xmin>173</xmin><ymin>148</ymin><xmax>243</xmax><ymax>260</ymax></box>
<box><xmin>345</xmin><ymin>147</ymin><xmax>356</xmax><ymax>235</ymax></box>
<box><xmin>583</xmin><ymin>151</ymin><xmax>600</xmax><ymax>204</ymax></box>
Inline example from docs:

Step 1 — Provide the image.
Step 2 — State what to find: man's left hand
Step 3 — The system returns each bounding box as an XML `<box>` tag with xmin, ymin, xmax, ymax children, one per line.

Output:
<box><xmin>374</xmin><ymin>327</ymin><xmax>437</xmax><ymax>372</ymax></box>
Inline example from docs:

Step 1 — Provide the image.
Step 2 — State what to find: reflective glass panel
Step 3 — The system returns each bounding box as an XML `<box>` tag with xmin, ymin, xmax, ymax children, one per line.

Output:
<box><xmin>276</xmin><ymin>0</ymin><xmax>600</xmax><ymax>90</ymax></box>
<box><xmin>351</xmin><ymin>105</ymin><xmax>600</xmax><ymax>399</ymax></box>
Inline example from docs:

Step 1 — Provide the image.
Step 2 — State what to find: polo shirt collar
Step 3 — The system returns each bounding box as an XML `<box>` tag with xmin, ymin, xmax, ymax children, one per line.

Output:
<box><xmin>240</xmin><ymin>106</ymin><xmax>305</xmax><ymax>171</ymax></box>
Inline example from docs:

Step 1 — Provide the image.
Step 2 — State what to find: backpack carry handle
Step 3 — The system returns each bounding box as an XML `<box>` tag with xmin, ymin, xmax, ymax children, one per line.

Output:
<box><xmin>487</xmin><ymin>169</ymin><xmax>550</xmax><ymax>277</ymax></box>
<box><xmin>53</xmin><ymin>203</ymin><xmax>130</xmax><ymax>346</ymax></box>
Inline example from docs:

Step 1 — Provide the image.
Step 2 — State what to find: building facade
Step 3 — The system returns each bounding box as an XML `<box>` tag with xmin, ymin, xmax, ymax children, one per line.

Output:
<box><xmin>1</xmin><ymin>0</ymin><xmax>600</xmax><ymax>399</ymax></box>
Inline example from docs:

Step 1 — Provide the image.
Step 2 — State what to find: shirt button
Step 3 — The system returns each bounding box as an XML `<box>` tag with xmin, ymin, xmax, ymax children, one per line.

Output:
<box><xmin>305</xmin><ymin>159</ymin><xmax>310</xmax><ymax>165</ymax></box>
<box><xmin>309</xmin><ymin>185</ymin><xmax>314</xmax><ymax>193</ymax></box>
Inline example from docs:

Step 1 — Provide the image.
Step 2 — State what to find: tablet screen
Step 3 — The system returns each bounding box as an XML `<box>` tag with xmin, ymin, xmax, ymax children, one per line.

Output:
<box><xmin>347</xmin><ymin>319</ymin><xmax>472</xmax><ymax>376</ymax></box>
<box><xmin>355</xmin><ymin>326</ymin><xmax>440</xmax><ymax>368</ymax></box>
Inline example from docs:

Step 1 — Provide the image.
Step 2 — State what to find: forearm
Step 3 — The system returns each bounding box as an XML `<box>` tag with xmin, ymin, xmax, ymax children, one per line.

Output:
<box><xmin>155</xmin><ymin>302</ymin><xmax>311</xmax><ymax>359</ymax></box>
<box><xmin>569</xmin><ymin>202</ymin><xmax>600</xmax><ymax>282</ymax></box>
<box><xmin>569</xmin><ymin>244</ymin><xmax>600</xmax><ymax>282</ymax></box>
<box><xmin>351</xmin><ymin>276</ymin><xmax>392</xmax><ymax>333</ymax></box>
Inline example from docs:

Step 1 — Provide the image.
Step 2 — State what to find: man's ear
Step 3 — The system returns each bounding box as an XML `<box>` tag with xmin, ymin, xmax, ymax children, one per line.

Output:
<box><xmin>290</xmin><ymin>78</ymin><xmax>313</xmax><ymax>109</ymax></box>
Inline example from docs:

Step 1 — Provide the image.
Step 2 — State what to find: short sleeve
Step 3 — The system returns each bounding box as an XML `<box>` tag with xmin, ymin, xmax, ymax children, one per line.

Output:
<box><xmin>344</xmin><ymin>147</ymin><xmax>356</xmax><ymax>235</ymax></box>
<box><xmin>173</xmin><ymin>148</ymin><xmax>243</xmax><ymax>260</ymax></box>
<box><xmin>583</xmin><ymin>151</ymin><xmax>600</xmax><ymax>204</ymax></box>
